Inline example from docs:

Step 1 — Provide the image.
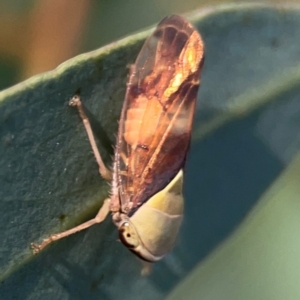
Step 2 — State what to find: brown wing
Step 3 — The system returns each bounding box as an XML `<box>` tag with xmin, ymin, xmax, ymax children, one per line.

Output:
<box><xmin>114</xmin><ymin>15</ymin><xmax>205</xmax><ymax>215</ymax></box>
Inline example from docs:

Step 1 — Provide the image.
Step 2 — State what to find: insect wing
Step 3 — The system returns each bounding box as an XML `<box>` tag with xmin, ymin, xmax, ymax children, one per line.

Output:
<box><xmin>115</xmin><ymin>15</ymin><xmax>204</xmax><ymax>214</ymax></box>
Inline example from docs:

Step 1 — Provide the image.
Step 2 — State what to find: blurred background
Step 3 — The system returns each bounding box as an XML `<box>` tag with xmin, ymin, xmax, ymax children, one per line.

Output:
<box><xmin>0</xmin><ymin>0</ymin><xmax>285</xmax><ymax>91</ymax></box>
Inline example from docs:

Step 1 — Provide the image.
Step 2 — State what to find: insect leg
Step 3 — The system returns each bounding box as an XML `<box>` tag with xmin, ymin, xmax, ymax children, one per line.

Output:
<box><xmin>141</xmin><ymin>261</ymin><xmax>153</xmax><ymax>276</ymax></box>
<box><xmin>69</xmin><ymin>95</ymin><xmax>112</xmax><ymax>181</ymax></box>
<box><xmin>31</xmin><ymin>198</ymin><xmax>110</xmax><ymax>254</ymax></box>
<box><xmin>120</xmin><ymin>151</ymin><xmax>128</xmax><ymax>167</ymax></box>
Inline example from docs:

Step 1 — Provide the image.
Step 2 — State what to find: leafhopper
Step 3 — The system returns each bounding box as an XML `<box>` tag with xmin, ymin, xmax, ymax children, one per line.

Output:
<box><xmin>31</xmin><ymin>15</ymin><xmax>205</xmax><ymax>263</ymax></box>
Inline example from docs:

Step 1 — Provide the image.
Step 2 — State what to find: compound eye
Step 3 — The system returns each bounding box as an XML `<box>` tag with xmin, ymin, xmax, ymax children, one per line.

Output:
<box><xmin>119</xmin><ymin>222</ymin><xmax>139</xmax><ymax>249</ymax></box>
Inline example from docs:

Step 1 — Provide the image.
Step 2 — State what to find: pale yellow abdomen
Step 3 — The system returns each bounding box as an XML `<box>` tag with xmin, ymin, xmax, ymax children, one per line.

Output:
<box><xmin>129</xmin><ymin>169</ymin><xmax>184</xmax><ymax>258</ymax></box>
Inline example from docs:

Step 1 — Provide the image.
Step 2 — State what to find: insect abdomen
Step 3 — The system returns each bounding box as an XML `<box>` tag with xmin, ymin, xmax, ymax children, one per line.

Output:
<box><xmin>129</xmin><ymin>169</ymin><xmax>184</xmax><ymax>258</ymax></box>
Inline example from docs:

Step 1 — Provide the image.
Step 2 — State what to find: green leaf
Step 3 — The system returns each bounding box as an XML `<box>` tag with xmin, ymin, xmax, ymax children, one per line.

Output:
<box><xmin>1</xmin><ymin>3</ymin><xmax>300</xmax><ymax>299</ymax></box>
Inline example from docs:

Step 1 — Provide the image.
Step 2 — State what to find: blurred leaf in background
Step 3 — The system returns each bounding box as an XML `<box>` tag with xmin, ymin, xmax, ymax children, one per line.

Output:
<box><xmin>0</xmin><ymin>0</ymin><xmax>283</xmax><ymax>90</ymax></box>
